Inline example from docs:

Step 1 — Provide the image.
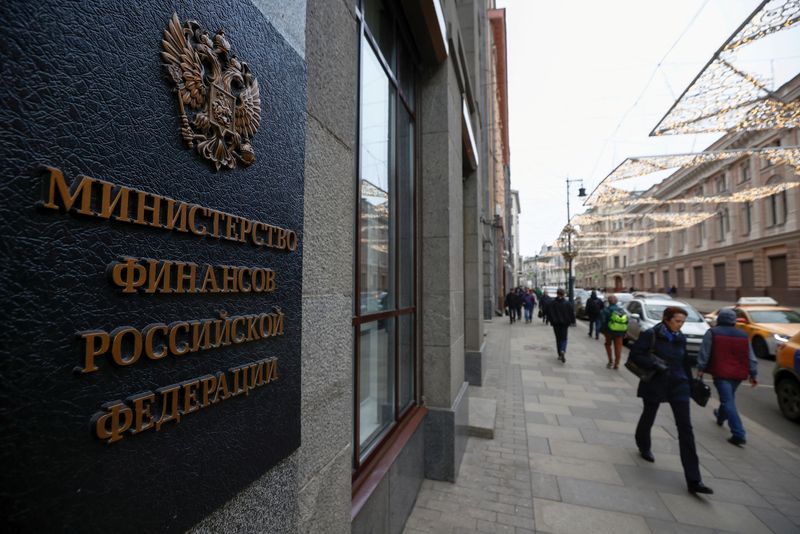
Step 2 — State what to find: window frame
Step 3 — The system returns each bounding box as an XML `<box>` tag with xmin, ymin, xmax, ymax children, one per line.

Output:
<box><xmin>352</xmin><ymin>0</ymin><xmax>422</xmax><ymax>489</ymax></box>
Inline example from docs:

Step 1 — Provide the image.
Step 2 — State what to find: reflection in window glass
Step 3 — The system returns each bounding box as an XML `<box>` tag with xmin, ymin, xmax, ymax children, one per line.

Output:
<box><xmin>399</xmin><ymin>314</ymin><xmax>414</xmax><ymax>410</ymax></box>
<box><xmin>398</xmin><ymin>108</ymin><xmax>414</xmax><ymax>308</ymax></box>
<box><xmin>363</xmin><ymin>0</ymin><xmax>394</xmax><ymax>69</ymax></box>
<box><xmin>359</xmin><ymin>319</ymin><xmax>395</xmax><ymax>455</ymax></box>
<box><xmin>360</xmin><ymin>37</ymin><xmax>395</xmax><ymax>314</ymax></box>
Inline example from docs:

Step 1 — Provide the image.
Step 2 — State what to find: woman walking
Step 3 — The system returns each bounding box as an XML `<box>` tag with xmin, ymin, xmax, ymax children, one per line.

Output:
<box><xmin>628</xmin><ymin>306</ymin><xmax>713</xmax><ymax>495</ymax></box>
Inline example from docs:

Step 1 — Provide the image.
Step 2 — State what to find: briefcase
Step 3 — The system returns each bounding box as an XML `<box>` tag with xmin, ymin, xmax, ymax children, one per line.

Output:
<box><xmin>690</xmin><ymin>378</ymin><xmax>711</xmax><ymax>407</ymax></box>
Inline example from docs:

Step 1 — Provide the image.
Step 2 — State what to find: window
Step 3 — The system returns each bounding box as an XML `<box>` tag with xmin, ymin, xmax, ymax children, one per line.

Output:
<box><xmin>768</xmin><ymin>189</ymin><xmax>787</xmax><ymax>226</ymax></box>
<box><xmin>738</xmin><ymin>162</ymin><xmax>750</xmax><ymax>184</ymax></box>
<box><xmin>613</xmin><ymin>256</ymin><xmax>619</xmax><ymax>269</ymax></box>
<box><xmin>696</xmin><ymin>221</ymin><xmax>705</xmax><ymax>246</ymax></box>
<box><xmin>741</xmin><ymin>201</ymin><xmax>752</xmax><ymax>235</ymax></box>
<box><xmin>354</xmin><ymin>0</ymin><xmax>417</xmax><ymax>472</ymax></box>
<box><xmin>761</xmin><ymin>138</ymin><xmax>781</xmax><ymax>169</ymax></box>
<box><xmin>678</xmin><ymin>229</ymin><xmax>686</xmax><ymax>252</ymax></box>
<box><xmin>714</xmin><ymin>174</ymin><xmax>728</xmax><ymax>193</ymax></box>
<box><xmin>716</xmin><ymin>208</ymin><xmax>729</xmax><ymax>240</ymax></box>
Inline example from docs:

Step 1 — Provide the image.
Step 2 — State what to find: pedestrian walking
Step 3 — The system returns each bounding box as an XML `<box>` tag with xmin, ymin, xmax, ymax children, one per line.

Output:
<box><xmin>601</xmin><ymin>294</ymin><xmax>627</xmax><ymax>369</ymax></box>
<box><xmin>514</xmin><ymin>287</ymin><xmax>524</xmax><ymax>323</ymax></box>
<box><xmin>545</xmin><ymin>288</ymin><xmax>574</xmax><ymax>362</ymax></box>
<box><xmin>504</xmin><ymin>290</ymin><xmax>518</xmax><ymax>324</ymax></box>
<box><xmin>585</xmin><ymin>290</ymin><xmax>604</xmax><ymax>340</ymax></box>
<box><xmin>522</xmin><ymin>289</ymin><xmax>536</xmax><ymax>324</ymax></box>
<box><xmin>628</xmin><ymin>306</ymin><xmax>714</xmax><ymax>495</ymax></box>
<box><xmin>540</xmin><ymin>291</ymin><xmax>552</xmax><ymax>325</ymax></box>
<box><xmin>696</xmin><ymin>308</ymin><xmax>758</xmax><ymax>446</ymax></box>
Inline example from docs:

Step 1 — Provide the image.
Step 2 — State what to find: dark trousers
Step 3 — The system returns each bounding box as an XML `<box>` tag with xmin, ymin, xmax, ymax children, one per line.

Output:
<box><xmin>551</xmin><ymin>324</ymin><xmax>569</xmax><ymax>353</ymax></box>
<box><xmin>635</xmin><ymin>400</ymin><xmax>701</xmax><ymax>484</ymax></box>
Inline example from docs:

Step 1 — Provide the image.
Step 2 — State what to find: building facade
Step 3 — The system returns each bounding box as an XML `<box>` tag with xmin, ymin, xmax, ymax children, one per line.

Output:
<box><xmin>576</xmin><ymin>77</ymin><xmax>800</xmax><ymax>304</ymax></box>
<box><xmin>1</xmin><ymin>0</ymin><xmax>511</xmax><ymax>532</ymax></box>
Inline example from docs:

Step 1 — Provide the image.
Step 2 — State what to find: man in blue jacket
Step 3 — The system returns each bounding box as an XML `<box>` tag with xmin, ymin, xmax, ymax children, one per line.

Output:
<box><xmin>696</xmin><ymin>308</ymin><xmax>758</xmax><ymax>446</ymax></box>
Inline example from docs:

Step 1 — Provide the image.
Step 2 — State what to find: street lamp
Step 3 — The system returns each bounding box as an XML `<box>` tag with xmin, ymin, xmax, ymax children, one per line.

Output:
<box><xmin>563</xmin><ymin>178</ymin><xmax>587</xmax><ymax>306</ymax></box>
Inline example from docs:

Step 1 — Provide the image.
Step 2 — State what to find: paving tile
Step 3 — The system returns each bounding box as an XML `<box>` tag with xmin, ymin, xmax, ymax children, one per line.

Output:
<box><xmin>533</xmin><ymin>498</ymin><xmax>651</xmax><ymax>534</ymax></box>
<box><xmin>563</xmin><ymin>391</ymin><xmax>620</xmax><ymax>403</ymax></box>
<box><xmin>547</xmin><ymin>439</ymin><xmax>636</xmax><ymax>465</ymax></box>
<box><xmin>658</xmin><ymin>492</ymin><xmax>772</xmax><ymax>533</ymax></box>
<box><xmin>556</xmin><ymin>476</ymin><xmax>674</xmax><ymax>520</ymax></box>
<box><xmin>644</xmin><ymin>517</ymin><xmax>715</xmax><ymax>534</ymax></box>
<box><xmin>553</xmin><ymin>415</ymin><xmax>597</xmax><ymax>429</ymax></box>
<box><xmin>523</xmin><ymin>402</ymin><xmax>571</xmax><ymax>415</ymax></box>
<box><xmin>525</xmin><ymin>423</ymin><xmax>583</xmax><ymax>442</ymax></box>
<box><xmin>593</xmin><ymin>418</ymin><xmax>672</xmax><ymax>439</ymax></box>
<box><xmin>537</xmin><ymin>395</ymin><xmax>596</xmax><ymax>408</ymax></box>
<box><xmin>615</xmin><ymin>464</ymin><xmax>689</xmax><ymax>493</ymax></box>
<box><xmin>629</xmin><ymin>450</ymin><xmax>713</xmax><ymax>478</ymax></box>
<box><xmin>747</xmin><ymin>506</ymin><xmax>800</xmax><ymax>534</ymax></box>
<box><xmin>568</xmin><ymin>406</ymin><xmax>626</xmax><ymax>421</ymax></box>
<box><xmin>529</xmin><ymin>453</ymin><xmax>623</xmax><ymax>485</ymax></box>
<box><xmin>530</xmin><ymin>471</ymin><xmax>560</xmax><ymax>500</ymax></box>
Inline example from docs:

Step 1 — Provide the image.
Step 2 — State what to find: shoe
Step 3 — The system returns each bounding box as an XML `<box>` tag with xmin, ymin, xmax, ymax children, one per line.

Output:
<box><xmin>713</xmin><ymin>409</ymin><xmax>724</xmax><ymax>426</ymax></box>
<box><xmin>588</xmin><ymin>332</ymin><xmax>592</xmax><ymax>337</ymax></box>
<box><xmin>606</xmin><ymin>362</ymin><xmax>612</xmax><ymax>369</ymax></box>
<box><xmin>613</xmin><ymin>365</ymin><xmax>619</xmax><ymax>370</ymax></box>
<box><xmin>639</xmin><ymin>450</ymin><xmax>655</xmax><ymax>463</ymax></box>
<box><xmin>595</xmin><ymin>336</ymin><xmax>599</xmax><ymax>340</ymax></box>
<box><xmin>688</xmin><ymin>482</ymin><xmax>714</xmax><ymax>495</ymax></box>
<box><xmin>728</xmin><ymin>436</ymin><xmax>746</xmax><ymax>446</ymax></box>
<box><xmin>558</xmin><ymin>351</ymin><xmax>565</xmax><ymax>362</ymax></box>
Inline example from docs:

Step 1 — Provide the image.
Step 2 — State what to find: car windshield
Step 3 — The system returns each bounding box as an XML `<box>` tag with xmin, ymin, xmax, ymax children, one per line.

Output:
<box><xmin>749</xmin><ymin>310</ymin><xmax>800</xmax><ymax>324</ymax></box>
<box><xmin>644</xmin><ymin>304</ymin><xmax>703</xmax><ymax>322</ymax></box>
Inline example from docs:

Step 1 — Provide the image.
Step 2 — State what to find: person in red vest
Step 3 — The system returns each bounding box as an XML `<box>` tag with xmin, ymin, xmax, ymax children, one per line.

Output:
<box><xmin>696</xmin><ymin>308</ymin><xmax>758</xmax><ymax>446</ymax></box>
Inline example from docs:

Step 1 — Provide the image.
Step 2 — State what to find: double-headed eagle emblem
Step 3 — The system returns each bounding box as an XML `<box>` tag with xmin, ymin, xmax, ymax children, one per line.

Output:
<box><xmin>161</xmin><ymin>13</ymin><xmax>261</xmax><ymax>171</ymax></box>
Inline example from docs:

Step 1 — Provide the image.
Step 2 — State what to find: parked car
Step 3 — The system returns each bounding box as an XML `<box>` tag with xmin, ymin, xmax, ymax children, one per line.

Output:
<box><xmin>573</xmin><ymin>289</ymin><xmax>590</xmax><ymax>318</ymax></box>
<box><xmin>604</xmin><ymin>292</ymin><xmax>633</xmax><ymax>307</ymax></box>
<box><xmin>624</xmin><ymin>297</ymin><xmax>709</xmax><ymax>356</ymax></box>
<box><xmin>774</xmin><ymin>331</ymin><xmax>800</xmax><ymax>422</ymax></box>
<box><xmin>632</xmin><ymin>291</ymin><xmax>672</xmax><ymax>300</ymax></box>
<box><xmin>705</xmin><ymin>297</ymin><xmax>800</xmax><ymax>359</ymax></box>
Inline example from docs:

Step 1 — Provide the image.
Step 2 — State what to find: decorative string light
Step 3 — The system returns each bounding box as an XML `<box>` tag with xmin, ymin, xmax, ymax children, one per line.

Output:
<box><xmin>584</xmin><ymin>181</ymin><xmax>799</xmax><ymax>210</ymax></box>
<box><xmin>599</xmin><ymin>146</ymin><xmax>800</xmax><ymax>184</ymax></box>
<box><xmin>651</xmin><ymin>0</ymin><xmax>800</xmax><ymax>135</ymax></box>
<box><xmin>723</xmin><ymin>0</ymin><xmax>800</xmax><ymax>53</ymax></box>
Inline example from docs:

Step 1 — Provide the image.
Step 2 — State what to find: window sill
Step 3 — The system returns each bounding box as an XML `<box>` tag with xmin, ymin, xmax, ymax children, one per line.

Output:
<box><xmin>352</xmin><ymin>405</ymin><xmax>428</xmax><ymax>521</ymax></box>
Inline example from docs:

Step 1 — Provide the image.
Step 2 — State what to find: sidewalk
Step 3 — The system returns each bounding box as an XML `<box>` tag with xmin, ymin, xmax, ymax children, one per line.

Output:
<box><xmin>403</xmin><ymin>318</ymin><xmax>800</xmax><ymax>534</ymax></box>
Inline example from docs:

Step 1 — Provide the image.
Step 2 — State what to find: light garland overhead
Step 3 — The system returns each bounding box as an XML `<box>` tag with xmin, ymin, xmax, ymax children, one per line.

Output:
<box><xmin>600</xmin><ymin>146</ymin><xmax>800</xmax><ymax>184</ymax></box>
<box><xmin>585</xmin><ymin>181</ymin><xmax>800</xmax><ymax>209</ymax></box>
<box><xmin>651</xmin><ymin>0</ymin><xmax>800</xmax><ymax>136</ymax></box>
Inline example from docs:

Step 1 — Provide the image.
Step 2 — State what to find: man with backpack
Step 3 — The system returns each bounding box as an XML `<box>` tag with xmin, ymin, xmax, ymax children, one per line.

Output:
<box><xmin>601</xmin><ymin>294</ymin><xmax>628</xmax><ymax>369</ymax></box>
<box><xmin>585</xmin><ymin>290</ymin><xmax>604</xmax><ymax>340</ymax></box>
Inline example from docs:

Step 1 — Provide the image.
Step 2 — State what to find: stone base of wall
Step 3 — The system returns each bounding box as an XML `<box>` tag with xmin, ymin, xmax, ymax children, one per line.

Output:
<box><xmin>352</xmin><ymin>418</ymin><xmax>425</xmax><ymax>534</ymax></box>
<box><xmin>465</xmin><ymin>341</ymin><xmax>487</xmax><ymax>386</ymax></box>
<box><xmin>424</xmin><ymin>382</ymin><xmax>469</xmax><ymax>482</ymax></box>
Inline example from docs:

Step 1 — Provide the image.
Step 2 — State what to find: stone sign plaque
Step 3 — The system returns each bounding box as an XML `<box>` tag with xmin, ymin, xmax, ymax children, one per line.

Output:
<box><xmin>0</xmin><ymin>1</ymin><xmax>305</xmax><ymax>531</ymax></box>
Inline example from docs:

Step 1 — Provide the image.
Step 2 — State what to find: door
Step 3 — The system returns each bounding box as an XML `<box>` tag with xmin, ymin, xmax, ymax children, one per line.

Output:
<box><xmin>770</xmin><ymin>255</ymin><xmax>788</xmax><ymax>287</ymax></box>
<box><xmin>739</xmin><ymin>260</ymin><xmax>754</xmax><ymax>288</ymax></box>
<box><xmin>693</xmin><ymin>266</ymin><xmax>703</xmax><ymax>288</ymax></box>
<box><xmin>714</xmin><ymin>263</ymin><xmax>726</xmax><ymax>288</ymax></box>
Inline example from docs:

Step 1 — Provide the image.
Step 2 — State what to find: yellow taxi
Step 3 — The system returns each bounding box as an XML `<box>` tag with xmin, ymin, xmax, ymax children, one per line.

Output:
<box><xmin>774</xmin><ymin>331</ymin><xmax>800</xmax><ymax>422</ymax></box>
<box><xmin>705</xmin><ymin>297</ymin><xmax>800</xmax><ymax>359</ymax></box>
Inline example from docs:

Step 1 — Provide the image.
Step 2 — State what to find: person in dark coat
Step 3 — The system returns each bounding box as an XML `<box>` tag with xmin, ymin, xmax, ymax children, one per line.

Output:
<box><xmin>504</xmin><ymin>290</ymin><xmax>518</xmax><ymax>324</ymax></box>
<box><xmin>545</xmin><ymin>288</ymin><xmax>575</xmax><ymax>362</ymax></box>
<box><xmin>585</xmin><ymin>290</ymin><xmax>603</xmax><ymax>340</ymax></box>
<box><xmin>628</xmin><ymin>306</ymin><xmax>713</xmax><ymax>495</ymax></box>
<box><xmin>696</xmin><ymin>308</ymin><xmax>758</xmax><ymax>446</ymax></box>
<box><xmin>540</xmin><ymin>291</ymin><xmax>552</xmax><ymax>324</ymax></box>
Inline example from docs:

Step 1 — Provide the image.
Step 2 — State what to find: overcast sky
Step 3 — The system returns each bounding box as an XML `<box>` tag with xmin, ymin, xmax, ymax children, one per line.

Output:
<box><xmin>496</xmin><ymin>0</ymin><xmax>800</xmax><ymax>257</ymax></box>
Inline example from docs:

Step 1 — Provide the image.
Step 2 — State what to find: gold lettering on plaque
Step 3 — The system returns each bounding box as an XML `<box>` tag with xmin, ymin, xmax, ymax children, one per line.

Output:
<box><xmin>161</xmin><ymin>13</ymin><xmax>262</xmax><ymax>170</ymax></box>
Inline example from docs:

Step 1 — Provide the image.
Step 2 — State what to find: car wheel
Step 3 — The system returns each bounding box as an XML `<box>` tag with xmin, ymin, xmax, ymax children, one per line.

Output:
<box><xmin>752</xmin><ymin>336</ymin><xmax>769</xmax><ymax>360</ymax></box>
<box><xmin>776</xmin><ymin>378</ymin><xmax>800</xmax><ymax>422</ymax></box>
